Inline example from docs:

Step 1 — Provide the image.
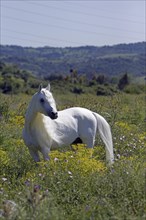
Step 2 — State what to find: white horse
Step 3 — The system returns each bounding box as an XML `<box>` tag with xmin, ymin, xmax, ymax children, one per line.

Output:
<box><xmin>23</xmin><ymin>84</ymin><xmax>114</xmax><ymax>166</ymax></box>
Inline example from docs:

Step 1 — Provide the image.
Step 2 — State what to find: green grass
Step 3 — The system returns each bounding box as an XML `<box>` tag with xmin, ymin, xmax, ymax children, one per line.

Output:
<box><xmin>0</xmin><ymin>92</ymin><xmax>145</xmax><ymax>220</ymax></box>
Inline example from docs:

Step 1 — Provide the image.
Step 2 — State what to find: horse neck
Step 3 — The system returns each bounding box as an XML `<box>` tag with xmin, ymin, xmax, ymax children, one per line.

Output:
<box><xmin>25</xmin><ymin>101</ymin><xmax>35</xmax><ymax>124</ymax></box>
<box><xmin>25</xmin><ymin>95</ymin><xmax>41</xmax><ymax>129</ymax></box>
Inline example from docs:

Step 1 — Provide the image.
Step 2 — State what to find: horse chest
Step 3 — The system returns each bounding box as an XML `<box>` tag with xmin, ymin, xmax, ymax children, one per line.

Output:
<box><xmin>30</xmin><ymin>122</ymin><xmax>51</xmax><ymax>148</ymax></box>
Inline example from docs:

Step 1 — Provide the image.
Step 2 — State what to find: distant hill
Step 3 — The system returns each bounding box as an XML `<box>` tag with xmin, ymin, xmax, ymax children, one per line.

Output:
<box><xmin>0</xmin><ymin>42</ymin><xmax>145</xmax><ymax>77</ymax></box>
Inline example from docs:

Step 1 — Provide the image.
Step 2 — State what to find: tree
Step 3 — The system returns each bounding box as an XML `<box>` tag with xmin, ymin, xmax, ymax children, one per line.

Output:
<box><xmin>96</xmin><ymin>75</ymin><xmax>105</xmax><ymax>84</ymax></box>
<box><xmin>118</xmin><ymin>73</ymin><xmax>129</xmax><ymax>90</ymax></box>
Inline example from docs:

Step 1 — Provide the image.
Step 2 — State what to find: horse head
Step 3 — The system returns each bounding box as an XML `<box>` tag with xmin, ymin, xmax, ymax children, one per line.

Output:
<box><xmin>36</xmin><ymin>83</ymin><xmax>58</xmax><ymax>120</ymax></box>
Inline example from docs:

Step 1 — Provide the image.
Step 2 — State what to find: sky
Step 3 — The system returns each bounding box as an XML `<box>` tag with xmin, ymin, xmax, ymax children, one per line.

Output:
<box><xmin>1</xmin><ymin>0</ymin><xmax>146</xmax><ymax>48</ymax></box>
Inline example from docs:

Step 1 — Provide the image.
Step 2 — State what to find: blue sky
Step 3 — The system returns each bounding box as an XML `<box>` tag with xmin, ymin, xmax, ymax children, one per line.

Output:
<box><xmin>1</xmin><ymin>0</ymin><xmax>145</xmax><ymax>47</ymax></box>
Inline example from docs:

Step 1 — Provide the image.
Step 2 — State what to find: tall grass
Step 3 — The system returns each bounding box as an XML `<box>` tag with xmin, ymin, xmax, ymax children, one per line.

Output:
<box><xmin>0</xmin><ymin>92</ymin><xmax>145</xmax><ymax>220</ymax></box>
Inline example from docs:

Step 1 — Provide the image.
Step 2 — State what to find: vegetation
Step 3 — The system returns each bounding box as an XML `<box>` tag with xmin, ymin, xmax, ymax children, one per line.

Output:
<box><xmin>0</xmin><ymin>62</ymin><xmax>145</xmax><ymax>95</ymax></box>
<box><xmin>0</xmin><ymin>43</ymin><xmax>145</xmax><ymax>219</ymax></box>
<box><xmin>0</xmin><ymin>42</ymin><xmax>145</xmax><ymax>77</ymax></box>
<box><xmin>0</xmin><ymin>88</ymin><xmax>145</xmax><ymax>219</ymax></box>
<box><xmin>118</xmin><ymin>73</ymin><xmax>129</xmax><ymax>90</ymax></box>
<box><xmin>0</xmin><ymin>63</ymin><xmax>43</xmax><ymax>94</ymax></box>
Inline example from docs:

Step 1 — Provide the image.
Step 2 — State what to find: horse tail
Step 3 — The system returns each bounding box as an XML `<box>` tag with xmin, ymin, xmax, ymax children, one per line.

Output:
<box><xmin>92</xmin><ymin>112</ymin><xmax>114</xmax><ymax>166</ymax></box>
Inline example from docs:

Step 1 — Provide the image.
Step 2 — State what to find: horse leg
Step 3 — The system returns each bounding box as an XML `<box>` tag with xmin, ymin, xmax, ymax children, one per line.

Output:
<box><xmin>83</xmin><ymin>136</ymin><xmax>95</xmax><ymax>149</ymax></box>
<box><xmin>80</xmin><ymin>135</ymin><xmax>95</xmax><ymax>158</ymax></box>
<box><xmin>28</xmin><ymin>148</ymin><xmax>40</xmax><ymax>162</ymax></box>
<box><xmin>41</xmin><ymin>147</ymin><xmax>50</xmax><ymax>161</ymax></box>
<box><xmin>79</xmin><ymin>127</ymin><xmax>96</xmax><ymax>149</ymax></box>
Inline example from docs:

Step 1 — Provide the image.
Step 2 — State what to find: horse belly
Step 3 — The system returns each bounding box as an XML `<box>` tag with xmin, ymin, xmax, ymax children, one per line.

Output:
<box><xmin>54</xmin><ymin>128</ymin><xmax>78</xmax><ymax>147</ymax></box>
<box><xmin>51</xmin><ymin>117</ymin><xmax>79</xmax><ymax>147</ymax></box>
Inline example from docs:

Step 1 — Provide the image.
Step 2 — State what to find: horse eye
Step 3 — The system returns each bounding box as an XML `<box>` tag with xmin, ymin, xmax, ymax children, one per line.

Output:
<box><xmin>40</xmin><ymin>98</ymin><xmax>45</xmax><ymax>103</ymax></box>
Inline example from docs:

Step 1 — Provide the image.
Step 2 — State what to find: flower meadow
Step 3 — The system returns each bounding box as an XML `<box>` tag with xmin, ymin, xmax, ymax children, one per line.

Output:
<box><xmin>0</xmin><ymin>92</ymin><xmax>145</xmax><ymax>220</ymax></box>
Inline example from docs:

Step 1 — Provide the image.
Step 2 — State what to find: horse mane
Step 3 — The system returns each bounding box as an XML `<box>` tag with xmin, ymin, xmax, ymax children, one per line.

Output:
<box><xmin>25</xmin><ymin>93</ymin><xmax>38</xmax><ymax>124</ymax></box>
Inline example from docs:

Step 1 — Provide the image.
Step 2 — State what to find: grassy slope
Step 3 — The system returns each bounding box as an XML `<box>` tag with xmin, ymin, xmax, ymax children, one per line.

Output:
<box><xmin>0</xmin><ymin>91</ymin><xmax>145</xmax><ymax>220</ymax></box>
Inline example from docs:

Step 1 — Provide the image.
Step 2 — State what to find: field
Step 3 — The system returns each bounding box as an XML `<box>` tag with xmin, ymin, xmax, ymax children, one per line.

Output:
<box><xmin>0</xmin><ymin>90</ymin><xmax>145</xmax><ymax>220</ymax></box>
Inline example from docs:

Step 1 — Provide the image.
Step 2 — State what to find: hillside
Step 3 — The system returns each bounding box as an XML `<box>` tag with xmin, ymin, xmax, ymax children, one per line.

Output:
<box><xmin>0</xmin><ymin>42</ymin><xmax>145</xmax><ymax>77</ymax></box>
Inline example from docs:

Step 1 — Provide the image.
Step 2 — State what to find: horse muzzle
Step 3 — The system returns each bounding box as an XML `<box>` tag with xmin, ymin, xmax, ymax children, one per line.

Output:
<box><xmin>50</xmin><ymin>111</ymin><xmax>58</xmax><ymax>120</ymax></box>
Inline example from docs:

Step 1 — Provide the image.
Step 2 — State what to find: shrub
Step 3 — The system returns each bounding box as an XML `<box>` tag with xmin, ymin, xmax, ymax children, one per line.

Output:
<box><xmin>118</xmin><ymin>73</ymin><xmax>129</xmax><ymax>90</ymax></box>
<box><xmin>96</xmin><ymin>85</ymin><xmax>117</xmax><ymax>96</ymax></box>
<box><xmin>124</xmin><ymin>84</ymin><xmax>145</xmax><ymax>94</ymax></box>
<box><xmin>71</xmin><ymin>86</ymin><xmax>84</xmax><ymax>94</ymax></box>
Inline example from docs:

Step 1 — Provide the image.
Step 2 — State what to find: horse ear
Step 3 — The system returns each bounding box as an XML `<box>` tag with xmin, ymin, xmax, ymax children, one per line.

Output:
<box><xmin>46</xmin><ymin>83</ymin><xmax>50</xmax><ymax>91</ymax></box>
<box><xmin>38</xmin><ymin>84</ymin><xmax>43</xmax><ymax>92</ymax></box>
